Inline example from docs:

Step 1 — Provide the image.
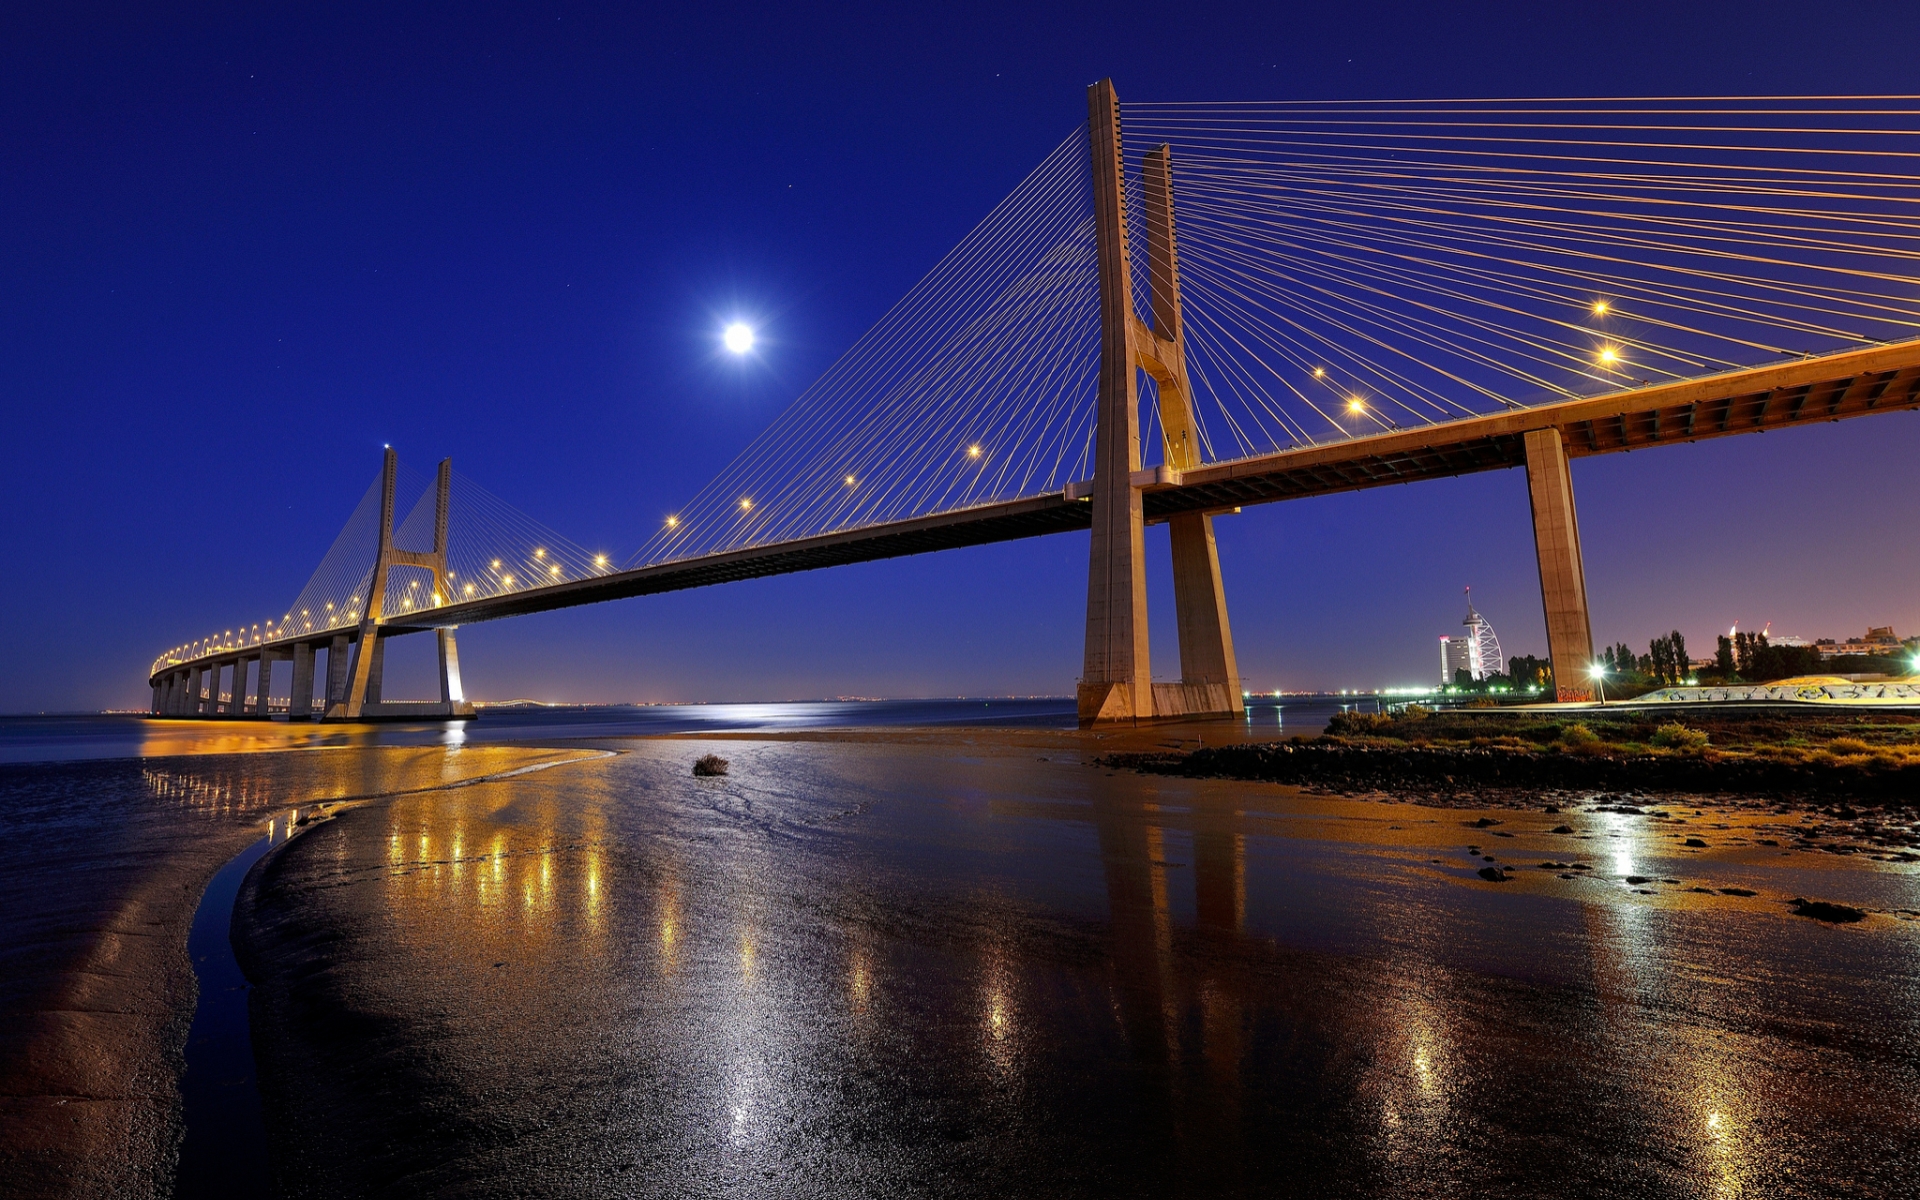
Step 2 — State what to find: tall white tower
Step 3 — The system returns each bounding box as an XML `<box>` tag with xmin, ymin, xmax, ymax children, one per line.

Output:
<box><xmin>1461</xmin><ymin>588</ymin><xmax>1504</xmax><ymax>680</ymax></box>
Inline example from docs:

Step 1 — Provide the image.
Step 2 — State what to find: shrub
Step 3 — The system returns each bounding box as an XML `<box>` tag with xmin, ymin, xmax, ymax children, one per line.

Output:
<box><xmin>1402</xmin><ymin>704</ymin><xmax>1430</xmax><ymax>720</ymax></box>
<box><xmin>1651</xmin><ymin>723</ymin><xmax>1710</xmax><ymax>750</ymax></box>
<box><xmin>1559</xmin><ymin>723</ymin><xmax>1600</xmax><ymax>746</ymax></box>
<box><xmin>692</xmin><ymin>753</ymin><xmax>730</xmax><ymax>777</ymax></box>
<box><xmin>1828</xmin><ymin>736</ymin><xmax>1873</xmax><ymax>754</ymax></box>
<box><xmin>1327</xmin><ymin>710</ymin><xmax>1394</xmax><ymax>737</ymax></box>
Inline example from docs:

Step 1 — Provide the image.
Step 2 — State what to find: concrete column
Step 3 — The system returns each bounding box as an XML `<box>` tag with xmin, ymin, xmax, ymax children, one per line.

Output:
<box><xmin>1078</xmin><ymin>78</ymin><xmax>1152</xmax><ymax>725</ymax></box>
<box><xmin>151</xmin><ymin>682</ymin><xmax>162</xmax><ymax>715</ymax></box>
<box><xmin>1523</xmin><ymin>428</ymin><xmax>1596</xmax><ymax>702</ymax></box>
<box><xmin>252</xmin><ymin>654</ymin><xmax>274</xmax><ymax>715</ymax></box>
<box><xmin>362</xmin><ymin>633</ymin><xmax>386</xmax><ymax>705</ymax></box>
<box><xmin>225</xmin><ymin>660</ymin><xmax>246</xmax><ymax>716</ymax></box>
<box><xmin>438</xmin><ymin>628</ymin><xmax>465</xmax><ymax>704</ymax></box>
<box><xmin>326</xmin><ymin>633</ymin><xmax>352</xmax><ymax>708</ymax></box>
<box><xmin>1169</xmin><ymin>512</ymin><xmax>1242</xmax><ymax>706</ymax></box>
<box><xmin>191</xmin><ymin>665</ymin><xmax>211</xmax><ymax>715</ymax></box>
<box><xmin>165</xmin><ymin>672</ymin><xmax>182</xmax><ymax>715</ymax></box>
<box><xmin>289</xmin><ymin>643</ymin><xmax>314</xmax><ymax>719</ymax></box>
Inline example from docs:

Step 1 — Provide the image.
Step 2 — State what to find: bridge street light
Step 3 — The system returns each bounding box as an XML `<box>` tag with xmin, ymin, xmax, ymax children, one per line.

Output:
<box><xmin>1588</xmin><ymin>662</ymin><xmax>1607</xmax><ymax>707</ymax></box>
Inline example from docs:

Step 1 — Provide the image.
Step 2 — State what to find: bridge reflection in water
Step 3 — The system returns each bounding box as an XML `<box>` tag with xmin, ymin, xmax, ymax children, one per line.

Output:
<box><xmin>237</xmin><ymin>737</ymin><xmax>1918</xmax><ymax>1196</ymax></box>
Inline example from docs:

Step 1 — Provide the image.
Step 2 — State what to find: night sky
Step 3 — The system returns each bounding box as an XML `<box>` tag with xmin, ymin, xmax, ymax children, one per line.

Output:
<box><xmin>5</xmin><ymin>1</ymin><xmax>1918</xmax><ymax>712</ymax></box>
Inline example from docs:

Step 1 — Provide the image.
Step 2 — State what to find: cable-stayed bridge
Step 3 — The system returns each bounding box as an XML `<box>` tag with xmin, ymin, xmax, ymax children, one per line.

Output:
<box><xmin>150</xmin><ymin>83</ymin><xmax>1920</xmax><ymax>721</ymax></box>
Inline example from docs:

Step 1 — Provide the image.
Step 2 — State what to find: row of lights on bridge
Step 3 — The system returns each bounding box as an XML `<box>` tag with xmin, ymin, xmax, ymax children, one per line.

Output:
<box><xmin>1305</xmin><ymin>298</ymin><xmax>1625</xmax><ymax>428</ymax></box>
<box><xmin>155</xmin><ymin>547</ymin><xmax>619</xmax><ymax>669</ymax></box>
<box><xmin>662</xmin><ymin>443</ymin><xmax>988</xmax><ymax>532</ymax></box>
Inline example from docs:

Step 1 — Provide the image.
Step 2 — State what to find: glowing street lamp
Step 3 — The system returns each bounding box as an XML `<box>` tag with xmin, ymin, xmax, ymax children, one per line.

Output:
<box><xmin>1588</xmin><ymin>662</ymin><xmax>1608</xmax><ymax>706</ymax></box>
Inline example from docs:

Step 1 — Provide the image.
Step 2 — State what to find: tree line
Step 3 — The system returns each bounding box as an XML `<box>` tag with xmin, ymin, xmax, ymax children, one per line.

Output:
<box><xmin>1447</xmin><ymin>627</ymin><xmax>1911</xmax><ymax>696</ymax></box>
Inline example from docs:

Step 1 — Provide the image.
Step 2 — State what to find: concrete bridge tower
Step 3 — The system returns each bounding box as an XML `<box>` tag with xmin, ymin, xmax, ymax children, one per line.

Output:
<box><xmin>1078</xmin><ymin>79</ymin><xmax>1243</xmax><ymax>724</ymax></box>
<box><xmin>324</xmin><ymin>449</ymin><xmax>474</xmax><ymax>722</ymax></box>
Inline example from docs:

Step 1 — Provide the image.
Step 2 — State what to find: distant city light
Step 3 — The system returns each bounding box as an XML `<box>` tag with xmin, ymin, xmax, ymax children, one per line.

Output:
<box><xmin>723</xmin><ymin>323</ymin><xmax>755</xmax><ymax>354</ymax></box>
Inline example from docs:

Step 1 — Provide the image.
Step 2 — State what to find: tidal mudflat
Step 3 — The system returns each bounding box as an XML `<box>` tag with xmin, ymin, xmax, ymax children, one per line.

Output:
<box><xmin>0</xmin><ymin>741</ymin><xmax>596</xmax><ymax>1197</ymax></box>
<box><xmin>234</xmin><ymin>729</ymin><xmax>1918</xmax><ymax>1198</ymax></box>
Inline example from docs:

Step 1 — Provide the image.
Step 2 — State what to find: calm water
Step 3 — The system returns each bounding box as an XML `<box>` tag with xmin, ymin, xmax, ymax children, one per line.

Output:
<box><xmin>176</xmin><ymin>832</ymin><xmax>276</xmax><ymax>1199</ymax></box>
<box><xmin>0</xmin><ymin>695</ymin><xmax>1354</xmax><ymax>766</ymax></box>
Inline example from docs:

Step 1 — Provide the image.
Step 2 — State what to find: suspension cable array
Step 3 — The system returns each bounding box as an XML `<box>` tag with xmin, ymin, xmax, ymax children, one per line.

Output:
<box><xmin>626</xmin><ymin>127</ymin><xmax>1104</xmax><ymax>569</ymax></box>
<box><xmin>1122</xmin><ymin>96</ymin><xmax>1920</xmax><ymax>460</ymax></box>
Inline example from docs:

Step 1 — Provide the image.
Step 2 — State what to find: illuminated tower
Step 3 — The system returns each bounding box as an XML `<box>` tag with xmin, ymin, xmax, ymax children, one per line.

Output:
<box><xmin>1461</xmin><ymin>588</ymin><xmax>1504</xmax><ymax>680</ymax></box>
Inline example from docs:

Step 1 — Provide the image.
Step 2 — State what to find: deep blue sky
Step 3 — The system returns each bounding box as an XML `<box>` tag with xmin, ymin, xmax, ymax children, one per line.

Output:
<box><xmin>5</xmin><ymin>1</ymin><xmax>1918</xmax><ymax>710</ymax></box>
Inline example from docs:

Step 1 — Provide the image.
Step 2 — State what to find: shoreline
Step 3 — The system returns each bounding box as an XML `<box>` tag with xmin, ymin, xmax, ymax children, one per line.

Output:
<box><xmin>0</xmin><ymin>745</ymin><xmax>600</xmax><ymax>1200</ymax></box>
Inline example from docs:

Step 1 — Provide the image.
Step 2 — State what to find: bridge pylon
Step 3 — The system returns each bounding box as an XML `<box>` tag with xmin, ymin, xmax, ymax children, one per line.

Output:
<box><xmin>1077</xmin><ymin>78</ymin><xmax>1242</xmax><ymax>725</ymax></box>
<box><xmin>324</xmin><ymin>449</ymin><xmax>474</xmax><ymax>722</ymax></box>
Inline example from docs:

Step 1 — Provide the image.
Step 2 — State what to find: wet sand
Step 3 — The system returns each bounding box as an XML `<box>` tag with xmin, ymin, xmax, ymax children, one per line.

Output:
<box><xmin>0</xmin><ymin>743</ymin><xmax>590</xmax><ymax>1198</ymax></box>
<box><xmin>237</xmin><ymin>729</ymin><xmax>1920</xmax><ymax>1197</ymax></box>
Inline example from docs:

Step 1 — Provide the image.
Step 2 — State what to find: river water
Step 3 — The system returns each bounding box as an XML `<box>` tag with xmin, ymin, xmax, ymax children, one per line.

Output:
<box><xmin>1</xmin><ymin>701</ymin><xmax>1915</xmax><ymax>1198</ymax></box>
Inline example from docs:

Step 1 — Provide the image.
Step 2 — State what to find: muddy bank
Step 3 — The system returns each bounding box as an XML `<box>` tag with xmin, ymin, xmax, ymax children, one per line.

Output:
<box><xmin>1105</xmin><ymin>738</ymin><xmax>1917</xmax><ymax>801</ymax></box>
<box><xmin>0</xmin><ymin>758</ymin><xmax>275</xmax><ymax>1199</ymax></box>
<box><xmin>0</xmin><ymin>745</ymin><xmax>583</xmax><ymax>1200</ymax></box>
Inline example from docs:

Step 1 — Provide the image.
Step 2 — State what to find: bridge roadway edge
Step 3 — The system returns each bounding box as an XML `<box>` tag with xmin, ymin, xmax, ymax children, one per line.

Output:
<box><xmin>150</xmin><ymin>337</ymin><xmax>1920</xmax><ymax>691</ymax></box>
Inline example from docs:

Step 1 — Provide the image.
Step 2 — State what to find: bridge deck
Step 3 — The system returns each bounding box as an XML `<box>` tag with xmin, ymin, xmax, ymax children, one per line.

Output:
<box><xmin>153</xmin><ymin>339</ymin><xmax>1920</xmax><ymax>682</ymax></box>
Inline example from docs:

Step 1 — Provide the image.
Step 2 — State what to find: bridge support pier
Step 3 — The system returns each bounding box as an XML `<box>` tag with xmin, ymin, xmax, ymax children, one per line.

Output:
<box><xmin>438</xmin><ymin>629</ymin><xmax>465</xmax><ymax>706</ymax></box>
<box><xmin>252</xmin><ymin>653</ymin><xmax>276</xmax><ymax>715</ymax></box>
<box><xmin>1158</xmin><ymin>512</ymin><xmax>1242</xmax><ymax>717</ymax></box>
<box><xmin>325</xmin><ymin>633</ymin><xmax>351</xmax><ymax>711</ymax></box>
<box><xmin>362</xmin><ymin>633</ymin><xmax>387</xmax><ymax>705</ymax></box>
<box><xmin>1523</xmin><ymin>428</ymin><xmax>1596</xmax><ymax>702</ymax></box>
<box><xmin>225</xmin><ymin>659</ymin><xmax>245</xmax><ymax>716</ymax></box>
<box><xmin>290</xmin><ymin>643</ymin><xmax>315</xmax><ymax>719</ymax></box>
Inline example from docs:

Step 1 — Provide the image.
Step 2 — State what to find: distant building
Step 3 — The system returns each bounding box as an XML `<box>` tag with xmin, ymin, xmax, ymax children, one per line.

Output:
<box><xmin>1439</xmin><ymin>592</ymin><xmax>1504</xmax><ymax>683</ymax></box>
<box><xmin>1816</xmin><ymin>626</ymin><xmax>1904</xmax><ymax>659</ymax></box>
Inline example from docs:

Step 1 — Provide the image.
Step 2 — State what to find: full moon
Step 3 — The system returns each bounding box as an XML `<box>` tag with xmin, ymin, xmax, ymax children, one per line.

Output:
<box><xmin>722</xmin><ymin>323</ymin><xmax>755</xmax><ymax>354</ymax></box>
